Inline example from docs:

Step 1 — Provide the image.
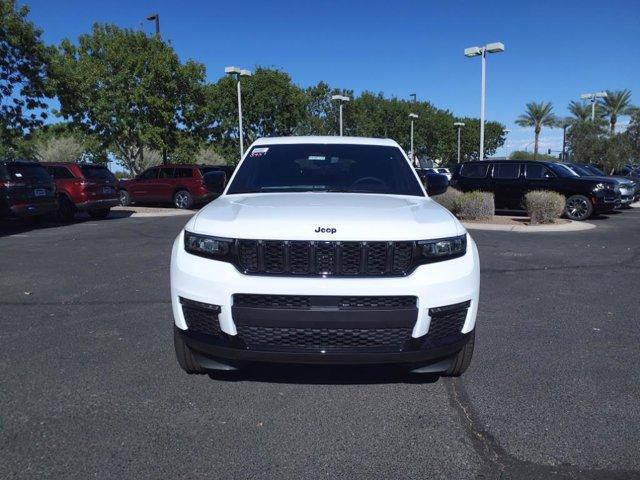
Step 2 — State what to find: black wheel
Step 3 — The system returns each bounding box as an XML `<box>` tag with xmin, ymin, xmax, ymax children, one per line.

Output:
<box><xmin>57</xmin><ymin>195</ymin><xmax>76</xmax><ymax>222</ymax></box>
<box><xmin>564</xmin><ymin>194</ymin><xmax>593</xmax><ymax>221</ymax></box>
<box><xmin>174</xmin><ymin>328</ymin><xmax>206</xmax><ymax>374</ymax></box>
<box><xmin>173</xmin><ymin>190</ymin><xmax>193</xmax><ymax>209</ymax></box>
<box><xmin>118</xmin><ymin>189</ymin><xmax>131</xmax><ymax>206</ymax></box>
<box><xmin>443</xmin><ymin>330</ymin><xmax>475</xmax><ymax>377</ymax></box>
<box><xmin>88</xmin><ymin>208</ymin><xmax>111</xmax><ymax>220</ymax></box>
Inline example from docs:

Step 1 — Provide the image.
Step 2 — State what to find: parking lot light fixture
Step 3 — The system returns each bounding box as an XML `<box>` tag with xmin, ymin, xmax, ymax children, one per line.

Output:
<box><xmin>580</xmin><ymin>91</ymin><xmax>608</xmax><ymax>121</ymax></box>
<box><xmin>331</xmin><ymin>95</ymin><xmax>350</xmax><ymax>136</ymax></box>
<box><xmin>464</xmin><ymin>42</ymin><xmax>505</xmax><ymax>160</ymax></box>
<box><xmin>454</xmin><ymin>122</ymin><xmax>465</xmax><ymax>163</ymax></box>
<box><xmin>225</xmin><ymin>66</ymin><xmax>252</xmax><ymax>159</ymax></box>
<box><xmin>409</xmin><ymin>113</ymin><xmax>419</xmax><ymax>160</ymax></box>
<box><xmin>146</xmin><ymin>13</ymin><xmax>160</xmax><ymax>39</ymax></box>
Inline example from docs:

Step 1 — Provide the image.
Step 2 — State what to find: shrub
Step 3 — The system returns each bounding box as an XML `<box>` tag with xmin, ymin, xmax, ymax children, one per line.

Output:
<box><xmin>432</xmin><ymin>188</ymin><xmax>463</xmax><ymax>214</ymax></box>
<box><xmin>525</xmin><ymin>190</ymin><xmax>565</xmax><ymax>224</ymax></box>
<box><xmin>456</xmin><ymin>191</ymin><xmax>495</xmax><ymax>220</ymax></box>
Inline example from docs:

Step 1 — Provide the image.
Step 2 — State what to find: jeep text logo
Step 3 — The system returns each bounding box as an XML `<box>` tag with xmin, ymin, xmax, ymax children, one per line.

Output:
<box><xmin>315</xmin><ymin>227</ymin><xmax>337</xmax><ymax>234</ymax></box>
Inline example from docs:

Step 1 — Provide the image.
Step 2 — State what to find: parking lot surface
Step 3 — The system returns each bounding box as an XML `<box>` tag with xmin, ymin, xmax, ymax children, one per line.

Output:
<box><xmin>1</xmin><ymin>210</ymin><xmax>639</xmax><ymax>479</ymax></box>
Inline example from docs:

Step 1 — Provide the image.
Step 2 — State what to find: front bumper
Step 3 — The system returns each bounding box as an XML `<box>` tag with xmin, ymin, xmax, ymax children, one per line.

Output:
<box><xmin>170</xmin><ymin>231</ymin><xmax>480</xmax><ymax>367</ymax></box>
<box><xmin>2</xmin><ymin>199</ymin><xmax>58</xmax><ymax>218</ymax></box>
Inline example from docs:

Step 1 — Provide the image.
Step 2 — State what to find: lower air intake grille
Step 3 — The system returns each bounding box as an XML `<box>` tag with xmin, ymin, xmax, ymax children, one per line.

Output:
<box><xmin>236</xmin><ymin>326</ymin><xmax>413</xmax><ymax>351</ymax></box>
<box><xmin>427</xmin><ymin>301</ymin><xmax>470</xmax><ymax>341</ymax></box>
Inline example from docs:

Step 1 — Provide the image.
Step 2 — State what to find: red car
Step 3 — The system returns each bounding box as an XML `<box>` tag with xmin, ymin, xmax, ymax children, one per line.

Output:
<box><xmin>45</xmin><ymin>163</ymin><xmax>119</xmax><ymax>221</ymax></box>
<box><xmin>117</xmin><ymin>164</ymin><xmax>234</xmax><ymax>209</ymax></box>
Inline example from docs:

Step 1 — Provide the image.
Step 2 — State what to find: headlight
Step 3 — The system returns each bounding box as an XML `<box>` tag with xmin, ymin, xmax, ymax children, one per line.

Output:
<box><xmin>184</xmin><ymin>231</ymin><xmax>233</xmax><ymax>259</ymax></box>
<box><xmin>417</xmin><ymin>234</ymin><xmax>467</xmax><ymax>261</ymax></box>
<box><xmin>593</xmin><ymin>182</ymin><xmax>615</xmax><ymax>191</ymax></box>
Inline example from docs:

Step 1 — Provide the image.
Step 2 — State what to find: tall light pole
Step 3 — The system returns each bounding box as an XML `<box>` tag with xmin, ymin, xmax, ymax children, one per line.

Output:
<box><xmin>146</xmin><ymin>13</ymin><xmax>160</xmax><ymax>39</ymax></box>
<box><xmin>464</xmin><ymin>42</ymin><xmax>505</xmax><ymax>161</ymax></box>
<box><xmin>503</xmin><ymin>128</ymin><xmax>510</xmax><ymax>159</ymax></box>
<box><xmin>453</xmin><ymin>122</ymin><xmax>465</xmax><ymax>163</ymax></box>
<box><xmin>331</xmin><ymin>95</ymin><xmax>350</xmax><ymax>136</ymax></box>
<box><xmin>225</xmin><ymin>66</ymin><xmax>252</xmax><ymax>160</ymax></box>
<box><xmin>409</xmin><ymin>113</ymin><xmax>418</xmax><ymax>160</ymax></box>
<box><xmin>580</xmin><ymin>91</ymin><xmax>607</xmax><ymax>121</ymax></box>
<box><xmin>410</xmin><ymin>93</ymin><xmax>417</xmax><ymax>103</ymax></box>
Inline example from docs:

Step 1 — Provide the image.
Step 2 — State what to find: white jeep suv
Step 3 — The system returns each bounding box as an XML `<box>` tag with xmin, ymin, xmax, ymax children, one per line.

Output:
<box><xmin>170</xmin><ymin>136</ymin><xmax>480</xmax><ymax>376</ymax></box>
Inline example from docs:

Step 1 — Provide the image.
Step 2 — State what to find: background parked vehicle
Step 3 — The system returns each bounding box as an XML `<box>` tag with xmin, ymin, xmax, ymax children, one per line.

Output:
<box><xmin>435</xmin><ymin>167</ymin><xmax>452</xmax><ymax>182</ymax></box>
<box><xmin>451</xmin><ymin>159</ymin><xmax>621</xmax><ymax>221</ymax></box>
<box><xmin>45</xmin><ymin>163</ymin><xmax>119</xmax><ymax>221</ymax></box>
<box><xmin>563</xmin><ymin>163</ymin><xmax>638</xmax><ymax>206</ymax></box>
<box><xmin>0</xmin><ymin>161</ymin><xmax>57</xmax><ymax>220</ymax></box>
<box><xmin>118</xmin><ymin>164</ymin><xmax>235</xmax><ymax>209</ymax></box>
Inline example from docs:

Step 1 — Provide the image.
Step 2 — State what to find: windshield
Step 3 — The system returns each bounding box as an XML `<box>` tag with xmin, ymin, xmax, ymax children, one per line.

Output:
<box><xmin>226</xmin><ymin>143</ymin><xmax>424</xmax><ymax>196</ymax></box>
<box><xmin>566</xmin><ymin>164</ymin><xmax>594</xmax><ymax>176</ymax></box>
<box><xmin>80</xmin><ymin>165</ymin><xmax>115</xmax><ymax>182</ymax></box>
<box><xmin>583</xmin><ymin>165</ymin><xmax>605</xmax><ymax>176</ymax></box>
<box><xmin>549</xmin><ymin>163</ymin><xmax>580</xmax><ymax>178</ymax></box>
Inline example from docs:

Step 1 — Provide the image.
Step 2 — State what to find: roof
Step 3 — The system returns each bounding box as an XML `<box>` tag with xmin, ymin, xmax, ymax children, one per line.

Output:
<box><xmin>251</xmin><ymin>136</ymin><xmax>400</xmax><ymax>147</ymax></box>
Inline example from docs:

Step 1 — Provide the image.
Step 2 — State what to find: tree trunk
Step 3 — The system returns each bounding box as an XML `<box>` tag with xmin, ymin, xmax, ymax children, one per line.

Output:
<box><xmin>610</xmin><ymin>114</ymin><xmax>616</xmax><ymax>135</ymax></box>
<box><xmin>533</xmin><ymin>128</ymin><xmax>540</xmax><ymax>160</ymax></box>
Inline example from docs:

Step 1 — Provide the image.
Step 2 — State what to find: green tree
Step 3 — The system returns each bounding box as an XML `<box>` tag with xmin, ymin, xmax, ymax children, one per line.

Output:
<box><xmin>599</xmin><ymin>89</ymin><xmax>635</xmax><ymax>134</ymax></box>
<box><xmin>515</xmin><ymin>102</ymin><xmax>557</xmax><ymax>159</ymax></box>
<box><xmin>0</xmin><ymin>0</ymin><xmax>53</xmax><ymax>154</ymax></box>
<box><xmin>626</xmin><ymin>110</ymin><xmax>640</xmax><ymax>163</ymax></box>
<box><xmin>51</xmin><ymin>24</ymin><xmax>207</xmax><ymax>173</ymax></box>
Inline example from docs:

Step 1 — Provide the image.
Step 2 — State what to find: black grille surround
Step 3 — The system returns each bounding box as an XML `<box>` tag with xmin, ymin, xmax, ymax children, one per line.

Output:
<box><xmin>233</xmin><ymin>294</ymin><xmax>417</xmax><ymax>310</ymax></box>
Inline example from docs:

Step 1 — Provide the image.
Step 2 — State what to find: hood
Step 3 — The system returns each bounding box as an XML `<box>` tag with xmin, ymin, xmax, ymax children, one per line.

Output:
<box><xmin>190</xmin><ymin>193</ymin><xmax>464</xmax><ymax>241</ymax></box>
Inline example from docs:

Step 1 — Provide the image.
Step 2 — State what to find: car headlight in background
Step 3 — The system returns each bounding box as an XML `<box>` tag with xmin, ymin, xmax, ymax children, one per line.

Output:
<box><xmin>184</xmin><ymin>231</ymin><xmax>233</xmax><ymax>259</ymax></box>
<box><xmin>593</xmin><ymin>182</ymin><xmax>616</xmax><ymax>191</ymax></box>
<box><xmin>418</xmin><ymin>235</ymin><xmax>467</xmax><ymax>261</ymax></box>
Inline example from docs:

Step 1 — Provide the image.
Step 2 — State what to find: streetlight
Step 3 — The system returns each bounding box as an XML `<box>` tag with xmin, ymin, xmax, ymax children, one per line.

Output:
<box><xmin>454</xmin><ymin>122</ymin><xmax>465</xmax><ymax>163</ymax></box>
<box><xmin>225</xmin><ymin>66</ymin><xmax>252</xmax><ymax>159</ymax></box>
<box><xmin>146</xmin><ymin>13</ymin><xmax>160</xmax><ymax>39</ymax></box>
<box><xmin>409</xmin><ymin>113</ymin><xmax>419</xmax><ymax>160</ymax></box>
<box><xmin>503</xmin><ymin>128</ymin><xmax>510</xmax><ymax>159</ymax></box>
<box><xmin>580</xmin><ymin>91</ymin><xmax>607</xmax><ymax>121</ymax></box>
<box><xmin>331</xmin><ymin>95</ymin><xmax>350</xmax><ymax>136</ymax></box>
<box><xmin>464</xmin><ymin>41</ymin><xmax>505</xmax><ymax>161</ymax></box>
<box><xmin>410</xmin><ymin>93</ymin><xmax>417</xmax><ymax>103</ymax></box>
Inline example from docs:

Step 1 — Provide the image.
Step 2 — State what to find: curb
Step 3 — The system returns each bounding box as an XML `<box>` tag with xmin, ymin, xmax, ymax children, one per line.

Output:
<box><xmin>462</xmin><ymin>220</ymin><xmax>596</xmax><ymax>233</ymax></box>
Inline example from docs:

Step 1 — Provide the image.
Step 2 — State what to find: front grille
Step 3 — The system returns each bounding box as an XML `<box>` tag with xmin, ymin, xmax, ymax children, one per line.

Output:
<box><xmin>236</xmin><ymin>325</ymin><xmax>412</xmax><ymax>351</ymax></box>
<box><xmin>235</xmin><ymin>240</ymin><xmax>415</xmax><ymax>277</ymax></box>
<box><xmin>427</xmin><ymin>301</ymin><xmax>470</xmax><ymax>341</ymax></box>
<box><xmin>233</xmin><ymin>294</ymin><xmax>417</xmax><ymax>310</ymax></box>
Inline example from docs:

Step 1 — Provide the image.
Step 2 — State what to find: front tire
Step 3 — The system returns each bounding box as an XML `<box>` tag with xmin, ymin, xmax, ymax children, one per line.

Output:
<box><xmin>118</xmin><ymin>190</ymin><xmax>131</xmax><ymax>206</ymax></box>
<box><xmin>88</xmin><ymin>208</ymin><xmax>111</xmax><ymax>220</ymax></box>
<box><xmin>173</xmin><ymin>190</ymin><xmax>193</xmax><ymax>209</ymax></box>
<box><xmin>174</xmin><ymin>328</ymin><xmax>206</xmax><ymax>374</ymax></box>
<box><xmin>443</xmin><ymin>330</ymin><xmax>475</xmax><ymax>377</ymax></box>
<box><xmin>564</xmin><ymin>194</ymin><xmax>593</xmax><ymax>221</ymax></box>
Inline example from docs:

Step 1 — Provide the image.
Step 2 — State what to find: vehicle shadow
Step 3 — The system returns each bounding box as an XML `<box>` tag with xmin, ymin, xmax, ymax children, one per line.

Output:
<box><xmin>0</xmin><ymin>210</ymin><xmax>134</xmax><ymax>238</ymax></box>
<box><xmin>206</xmin><ymin>364</ymin><xmax>441</xmax><ymax>385</ymax></box>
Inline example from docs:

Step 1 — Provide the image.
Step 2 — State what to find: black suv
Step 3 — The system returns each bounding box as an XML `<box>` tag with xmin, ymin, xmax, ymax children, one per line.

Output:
<box><xmin>450</xmin><ymin>160</ymin><xmax>620</xmax><ymax>221</ymax></box>
<box><xmin>0</xmin><ymin>161</ymin><xmax>57</xmax><ymax>219</ymax></box>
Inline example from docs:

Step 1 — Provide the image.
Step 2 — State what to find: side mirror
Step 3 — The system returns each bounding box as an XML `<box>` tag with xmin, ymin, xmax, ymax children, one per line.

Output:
<box><xmin>426</xmin><ymin>174</ymin><xmax>449</xmax><ymax>196</ymax></box>
<box><xmin>202</xmin><ymin>171</ymin><xmax>226</xmax><ymax>194</ymax></box>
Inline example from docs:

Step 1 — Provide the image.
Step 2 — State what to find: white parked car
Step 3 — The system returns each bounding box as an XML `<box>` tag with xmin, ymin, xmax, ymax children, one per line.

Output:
<box><xmin>170</xmin><ymin>137</ymin><xmax>480</xmax><ymax>377</ymax></box>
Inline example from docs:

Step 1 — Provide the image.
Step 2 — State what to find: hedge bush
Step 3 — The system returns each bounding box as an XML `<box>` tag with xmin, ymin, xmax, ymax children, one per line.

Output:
<box><xmin>456</xmin><ymin>191</ymin><xmax>495</xmax><ymax>220</ymax></box>
<box><xmin>432</xmin><ymin>188</ymin><xmax>463</xmax><ymax>214</ymax></box>
<box><xmin>525</xmin><ymin>190</ymin><xmax>565</xmax><ymax>224</ymax></box>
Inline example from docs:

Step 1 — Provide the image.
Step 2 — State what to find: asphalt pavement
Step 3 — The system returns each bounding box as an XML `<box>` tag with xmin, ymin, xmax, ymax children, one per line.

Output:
<box><xmin>1</xmin><ymin>209</ymin><xmax>639</xmax><ymax>479</ymax></box>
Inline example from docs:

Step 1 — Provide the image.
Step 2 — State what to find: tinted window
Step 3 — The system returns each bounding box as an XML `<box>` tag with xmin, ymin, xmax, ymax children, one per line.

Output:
<box><xmin>227</xmin><ymin>144</ymin><xmax>424</xmax><ymax>196</ymax></box>
<box><xmin>493</xmin><ymin>163</ymin><xmax>521</xmax><ymax>179</ymax></box>
<box><xmin>49</xmin><ymin>166</ymin><xmax>75</xmax><ymax>179</ymax></box>
<box><xmin>525</xmin><ymin>164</ymin><xmax>553</xmax><ymax>179</ymax></box>
<box><xmin>158</xmin><ymin>168</ymin><xmax>174</xmax><ymax>179</ymax></box>
<box><xmin>80</xmin><ymin>165</ymin><xmax>115</xmax><ymax>181</ymax></box>
<box><xmin>459</xmin><ymin>163</ymin><xmax>489</xmax><ymax>178</ymax></box>
<box><xmin>139</xmin><ymin>168</ymin><xmax>158</xmax><ymax>180</ymax></box>
<box><xmin>174</xmin><ymin>168</ymin><xmax>193</xmax><ymax>178</ymax></box>
<box><xmin>6</xmin><ymin>163</ymin><xmax>51</xmax><ymax>182</ymax></box>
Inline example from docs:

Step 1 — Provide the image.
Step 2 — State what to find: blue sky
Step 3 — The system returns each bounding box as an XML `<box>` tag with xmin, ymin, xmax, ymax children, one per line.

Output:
<box><xmin>23</xmin><ymin>0</ymin><xmax>640</xmax><ymax>156</ymax></box>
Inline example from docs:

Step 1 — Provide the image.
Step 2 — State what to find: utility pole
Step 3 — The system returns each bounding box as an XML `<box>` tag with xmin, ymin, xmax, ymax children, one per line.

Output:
<box><xmin>454</xmin><ymin>122</ymin><xmax>465</xmax><ymax>163</ymax></box>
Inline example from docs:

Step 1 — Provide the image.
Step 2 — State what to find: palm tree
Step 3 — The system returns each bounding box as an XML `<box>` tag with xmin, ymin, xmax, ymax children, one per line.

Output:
<box><xmin>568</xmin><ymin>100</ymin><xmax>592</xmax><ymax>122</ymax></box>
<box><xmin>515</xmin><ymin>102</ymin><xmax>557</xmax><ymax>159</ymax></box>
<box><xmin>599</xmin><ymin>89</ymin><xmax>635</xmax><ymax>133</ymax></box>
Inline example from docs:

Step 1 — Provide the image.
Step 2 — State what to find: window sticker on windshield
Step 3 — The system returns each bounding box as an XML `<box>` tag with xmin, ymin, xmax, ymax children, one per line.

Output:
<box><xmin>250</xmin><ymin>147</ymin><xmax>269</xmax><ymax>157</ymax></box>
<box><xmin>308</xmin><ymin>155</ymin><xmax>326</xmax><ymax>161</ymax></box>
<box><xmin>14</xmin><ymin>173</ymin><xmax>23</xmax><ymax>178</ymax></box>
